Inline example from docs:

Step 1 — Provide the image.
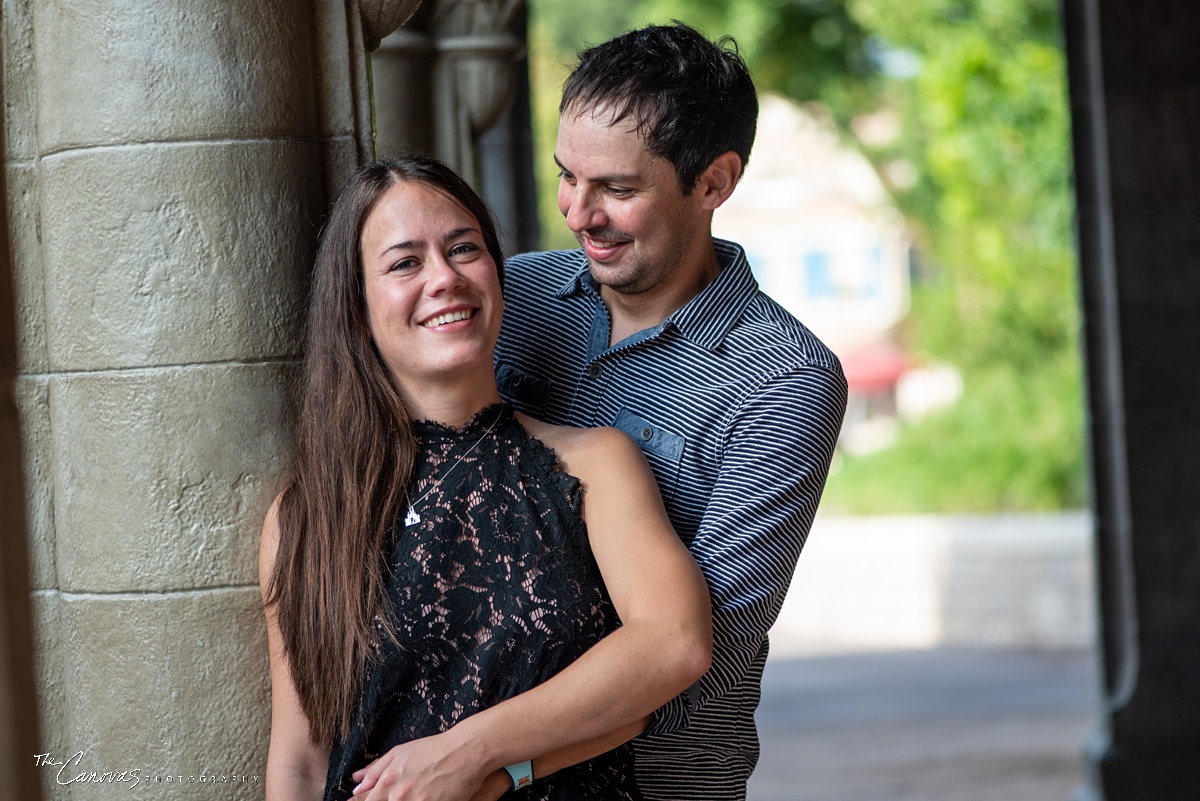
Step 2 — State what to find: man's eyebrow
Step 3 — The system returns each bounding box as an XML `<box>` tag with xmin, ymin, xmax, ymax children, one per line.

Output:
<box><xmin>552</xmin><ymin>155</ymin><xmax>641</xmax><ymax>185</ymax></box>
<box><xmin>378</xmin><ymin>226</ymin><xmax>479</xmax><ymax>259</ymax></box>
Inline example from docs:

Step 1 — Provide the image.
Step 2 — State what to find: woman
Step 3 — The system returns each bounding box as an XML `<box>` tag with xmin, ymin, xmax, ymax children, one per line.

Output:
<box><xmin>260</xmin><ymin>156</ymin><xmax>711</xmax><ymax>801</ymax></box>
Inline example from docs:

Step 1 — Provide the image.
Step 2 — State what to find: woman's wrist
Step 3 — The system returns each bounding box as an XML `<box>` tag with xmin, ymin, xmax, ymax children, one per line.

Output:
<box><xmin>476</xmin><ymin>768</ymin><xmax>512</xmax><ymax>800</ymax></box>
<box><xmin>445</xmin><ymin>706</ymin><xmax>511</xmax><ymax>775</ymax></box>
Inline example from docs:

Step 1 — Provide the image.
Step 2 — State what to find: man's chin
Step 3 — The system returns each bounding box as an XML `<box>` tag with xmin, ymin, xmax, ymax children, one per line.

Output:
<box><xmin>587</xmin><ymin>260</ymin><xmax>655</xmax><ymax>295</ymax></box>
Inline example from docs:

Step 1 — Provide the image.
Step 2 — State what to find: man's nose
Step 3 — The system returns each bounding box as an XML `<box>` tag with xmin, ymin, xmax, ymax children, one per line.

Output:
<box><xmin>563</xmin><ymin>186</ymin><xmax>604</xmax><ymax>233</ymax></box>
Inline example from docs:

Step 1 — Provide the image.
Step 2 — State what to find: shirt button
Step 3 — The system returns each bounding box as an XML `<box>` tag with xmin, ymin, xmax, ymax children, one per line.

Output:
<box><xmin>585</xmin><ymin>363</ymin><xmax>602</xmax><ymax>378</ymax></box>
<box><xmin>639</xmin><ymin>426</ymin><xmax>654</xmax><ymax>441</ymax></box>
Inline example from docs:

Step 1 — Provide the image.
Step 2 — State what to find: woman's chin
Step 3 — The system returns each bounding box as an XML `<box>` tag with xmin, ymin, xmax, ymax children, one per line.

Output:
<box><xmin>401</xmin><ymin>354</ymin><xmax>497</xmax><ymax>388</ymax></box>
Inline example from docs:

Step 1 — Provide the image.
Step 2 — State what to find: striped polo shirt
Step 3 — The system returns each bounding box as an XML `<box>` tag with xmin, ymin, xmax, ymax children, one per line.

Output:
<box><xmin>495</xmin><ymin>238</ymin><xmax>847</xmax><ymax>801</ymax></box>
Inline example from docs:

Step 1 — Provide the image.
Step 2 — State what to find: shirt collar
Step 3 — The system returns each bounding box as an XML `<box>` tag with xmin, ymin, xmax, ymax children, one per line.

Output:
<box><xmin>553</xmin><ymin>255</ymin><xmax>591</xmax><ymax>299</ymax></box>
<box><xmin>553</xmin><ymin>238</ymin><xmax>759</xmax><ymax>351</ymax></box>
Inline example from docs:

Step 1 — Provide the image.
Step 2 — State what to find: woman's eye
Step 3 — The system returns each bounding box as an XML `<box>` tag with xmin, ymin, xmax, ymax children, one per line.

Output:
<box><xmin>389</xmin><ymin>258</ymin><xmax>418</xmax><ymax>272</ymax></box>
<box><xmin>450</xmin><ymin>243</ymin><xmax>479</xmax><ymax>258</ymax></box>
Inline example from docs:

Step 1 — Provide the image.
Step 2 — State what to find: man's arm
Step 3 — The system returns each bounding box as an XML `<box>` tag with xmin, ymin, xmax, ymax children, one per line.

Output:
<box><xmin>648</xmin><ymin>364</ymin><xmax>847</xmax><ymax>735</ymax></box>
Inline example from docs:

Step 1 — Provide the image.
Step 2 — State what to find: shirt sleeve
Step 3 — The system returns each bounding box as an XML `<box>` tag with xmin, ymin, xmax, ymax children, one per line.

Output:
<box><xmin>645</xmin><ymin>363</ymin><xmax>848</xmax><ymax>736</ymax></box>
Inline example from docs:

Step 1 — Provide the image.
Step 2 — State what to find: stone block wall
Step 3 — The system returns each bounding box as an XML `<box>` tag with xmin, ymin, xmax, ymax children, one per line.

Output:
<box><xmin>0</xmin><ymin>0</ymin><xmax>403</xmax><ymax>796</ymax></box>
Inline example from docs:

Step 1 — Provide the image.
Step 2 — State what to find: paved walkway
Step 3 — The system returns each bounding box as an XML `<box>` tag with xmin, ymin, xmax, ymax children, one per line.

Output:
<box><xmin>748</xmin><ymin>648</ymin><xmax>1097</xmax><ymax>801</ymax></box>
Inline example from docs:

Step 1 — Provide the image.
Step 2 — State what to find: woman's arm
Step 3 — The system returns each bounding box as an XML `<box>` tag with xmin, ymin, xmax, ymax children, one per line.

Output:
<box><xmin>260</xmin><ymin>499</ymin><xmax>330</xmax><ymax>801</ymax></box>
<box><xmin>349</xmin><ymin>425</ymin><xmax>712</xmax><ymax>801</ymax></box>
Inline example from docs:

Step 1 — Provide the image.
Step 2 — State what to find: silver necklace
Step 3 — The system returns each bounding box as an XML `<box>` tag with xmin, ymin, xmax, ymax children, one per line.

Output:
<box><xmin>404</xmin><ymin>407</ymin><xmax>503</xmax><ymax>527</ymax></box>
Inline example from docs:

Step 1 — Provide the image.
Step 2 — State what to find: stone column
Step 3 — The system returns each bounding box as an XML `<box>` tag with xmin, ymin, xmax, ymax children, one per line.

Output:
<box><xmin>475</xmin><ymin>2</ymin><xmax>540</xmax><ymax>255</ymax></box>
<box><xmin>371</xmin><ymin>0</ymin><xmax>539</xmax><ymax>252</ymax></box>
<box><xmin>372</xmin><ymin>2</ymin><xmax>438</xmax><ymax>159</ymax></box>
<box><xmin>1063</xmin><ymin>1</ymin><xmax>1200</xmax><ymax>798</ymax></box>
<box><xmin>1</xmin><ymin>1</ymin><xmax>418</xmax><ymax>798</ymax></box>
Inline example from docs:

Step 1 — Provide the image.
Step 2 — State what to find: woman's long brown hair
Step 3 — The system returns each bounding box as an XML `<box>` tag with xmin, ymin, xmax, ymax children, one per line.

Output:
<box><xmin>267</xmin><ymin>156</ymin><xmax>505</xmax><ymax>747</ymax></box>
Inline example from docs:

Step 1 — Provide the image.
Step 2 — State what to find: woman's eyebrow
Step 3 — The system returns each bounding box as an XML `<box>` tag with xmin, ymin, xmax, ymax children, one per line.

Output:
<box><xmin>442</xmin><ymin>226</ymin><xmax>479</xmax><ymax>243</ymax></box>
<box><xmin>379</xmin><ymin>238</ymin><xmax>423</xmax><ymax>258</ymax></box>
<box><xmin>378</xmin><ymin>227</ymin><xmax>479</xmax><ymax>259</ymax></box>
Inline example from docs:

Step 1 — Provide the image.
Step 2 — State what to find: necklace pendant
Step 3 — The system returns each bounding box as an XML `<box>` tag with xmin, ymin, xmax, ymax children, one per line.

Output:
<box><xmin>404</xmin><ymin>506</ymin><xmax>420</xmax><ymax>527</ymax></box>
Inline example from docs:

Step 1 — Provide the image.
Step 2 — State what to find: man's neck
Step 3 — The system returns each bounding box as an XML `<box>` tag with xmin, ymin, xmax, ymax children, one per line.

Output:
<box><xmin>601</xmin><ymin>240</ymin><xmax>722</xmax><ymax>347</ymax></box>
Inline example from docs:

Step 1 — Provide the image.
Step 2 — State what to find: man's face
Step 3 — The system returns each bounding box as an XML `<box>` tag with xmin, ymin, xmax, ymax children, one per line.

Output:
<box><xmin>555</xmin><ymin>106</ymin><xmax>708</xmax><ymax>295</ymax></box>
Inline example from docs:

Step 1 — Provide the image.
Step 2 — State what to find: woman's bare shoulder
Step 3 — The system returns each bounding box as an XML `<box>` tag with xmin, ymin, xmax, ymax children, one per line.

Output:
<box><xmin>514</xmin><ymin>413</ymin><xmax>643</xmax><ymax>480</ymax></box>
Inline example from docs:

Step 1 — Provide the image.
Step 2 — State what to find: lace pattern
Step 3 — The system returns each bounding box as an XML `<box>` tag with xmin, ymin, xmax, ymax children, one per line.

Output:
<box><xmin>324</xmin><ymin>404</ymin><xmax>640</xmax><ymax>800</ymax></box>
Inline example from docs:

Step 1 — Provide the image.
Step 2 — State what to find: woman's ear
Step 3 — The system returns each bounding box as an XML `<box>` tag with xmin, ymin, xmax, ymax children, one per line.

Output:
<box><xmin>697</xmin><ymin>151</ymin><xmax>743</xmax><ymax>211</ymax></box>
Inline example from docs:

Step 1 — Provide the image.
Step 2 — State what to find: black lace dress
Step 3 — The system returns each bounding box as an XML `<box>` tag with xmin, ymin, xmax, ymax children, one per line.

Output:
<box><xmin>324</xmin><ymin>404</ymin><xmax>641</xmax><ymax>801</ymax></box>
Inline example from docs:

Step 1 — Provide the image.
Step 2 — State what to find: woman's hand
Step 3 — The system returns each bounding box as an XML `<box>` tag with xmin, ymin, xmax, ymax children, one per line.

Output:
<box><xmin>348</xmin><ymin>730</ymin><xmax>490</xmax><ymax>801</ymax></box>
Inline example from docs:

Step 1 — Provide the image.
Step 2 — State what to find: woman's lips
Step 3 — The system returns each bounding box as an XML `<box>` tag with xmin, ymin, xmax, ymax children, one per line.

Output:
<box><xmin>420</xmin><ymin>308</ymin><xmax>476</xmax><ymax>328</ymax></box>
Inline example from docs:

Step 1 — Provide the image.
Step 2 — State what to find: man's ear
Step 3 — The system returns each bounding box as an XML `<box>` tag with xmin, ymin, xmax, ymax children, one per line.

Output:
<box><xmin>696</xmin><ymin>151</ymin><xmax>743</xmax><ymax>211</ymax></box>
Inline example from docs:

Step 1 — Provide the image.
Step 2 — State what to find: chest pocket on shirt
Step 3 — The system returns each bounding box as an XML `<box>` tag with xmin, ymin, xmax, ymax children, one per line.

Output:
<box><xmin>612</xmin><ymin>408</ymin><xmax>686</xmax><ymax>503</ymax></box>
<box><xmin>496</xmin><ymin>362</ymin><xmax>551</xmax><ymax>414</ymax></box>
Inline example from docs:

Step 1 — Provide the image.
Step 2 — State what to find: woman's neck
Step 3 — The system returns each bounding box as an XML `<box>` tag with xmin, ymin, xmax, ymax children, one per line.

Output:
<box><xmin>399</xmin><ymin>373</ymin><xmax>503</xmax><ymax>428</ymax></box>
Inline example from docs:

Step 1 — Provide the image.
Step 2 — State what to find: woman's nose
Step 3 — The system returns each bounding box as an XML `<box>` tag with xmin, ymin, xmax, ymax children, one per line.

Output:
<box><xmin>424</xmin><ymin>254</ymin><xmax>466</xmax><ymax>294</ymax></box>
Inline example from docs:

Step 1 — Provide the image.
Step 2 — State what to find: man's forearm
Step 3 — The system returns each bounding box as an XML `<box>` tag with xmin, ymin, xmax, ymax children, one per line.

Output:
<box><xmin>532</xmin><ymin>717</ymin><xmax>647</xmax><ymax>778</ymax></box>
<box><xmin>468</xmin><ymin>719</ymin><xmax>648</xmax><ymax>801</ymax></box>
<box><xmin>444</xmin><ymin>617</ymin><xmax>706</xmax><ymax>778</ymax></box>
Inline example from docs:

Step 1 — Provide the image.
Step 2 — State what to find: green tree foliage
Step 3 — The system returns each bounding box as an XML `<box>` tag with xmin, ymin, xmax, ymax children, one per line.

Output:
<box><xmin>633</xmin><ymin>0</ymin><xmax>881</xmax><ymax>128</ymax></box>
<box><xmin>527</xmin><ymin>0</ymin><xmax>1085</xmax><ymax>511</ymax></box>
<box><xmin>824</xmin><ymin>0</ymin><xmax>1084</xmax><ymax>512</ymax></box>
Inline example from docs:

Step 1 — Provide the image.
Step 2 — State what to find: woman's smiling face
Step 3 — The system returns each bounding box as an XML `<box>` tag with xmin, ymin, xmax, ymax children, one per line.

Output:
<box><xmin>359</xmin><ymin>180</ymin><xmax>503</xmax><ymax>398</ymax></box>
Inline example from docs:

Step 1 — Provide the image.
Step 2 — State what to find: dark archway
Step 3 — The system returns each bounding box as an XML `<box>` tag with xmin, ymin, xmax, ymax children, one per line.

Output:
<box><xmin>1062</xmin><ymin>1</ymin><xmax>1200</xmax><ymax>798</ymax></box>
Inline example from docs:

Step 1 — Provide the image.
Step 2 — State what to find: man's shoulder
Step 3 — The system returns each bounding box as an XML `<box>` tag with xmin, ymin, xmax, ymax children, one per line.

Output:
<box><xmin>721</xmin><ymin>291</ymin><xmax>845</xmax><ymax>380</ymax></box>
<box><xmin>505</xmin><ymin>249</ymin><xmax>586</xmax><ymax>294</ymax></box>
<box><xmin>497</xmin><ymin>250</ymin><xmax>591</xmax><ymax>367</ymax></box>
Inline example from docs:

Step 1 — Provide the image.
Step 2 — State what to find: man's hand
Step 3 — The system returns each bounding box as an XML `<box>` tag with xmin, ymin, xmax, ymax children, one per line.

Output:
<box><xmin>348</xmin><ymin>731</ymin><xmax>488</xmax><ymax>801</ymax></box>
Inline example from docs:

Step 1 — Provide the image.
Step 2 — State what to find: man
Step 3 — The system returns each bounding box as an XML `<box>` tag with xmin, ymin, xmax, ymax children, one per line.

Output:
<box><xmin>496</xmin><ymin>22</ymin><xmax>848</xmax><ymax>801</ymax></box>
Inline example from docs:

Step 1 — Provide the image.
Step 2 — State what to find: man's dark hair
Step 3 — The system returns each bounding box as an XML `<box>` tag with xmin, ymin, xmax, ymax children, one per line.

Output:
<box><xmin>560</xmin><ymin>22</ymin><xmax>758</xmax><ymax>193</ymax></box>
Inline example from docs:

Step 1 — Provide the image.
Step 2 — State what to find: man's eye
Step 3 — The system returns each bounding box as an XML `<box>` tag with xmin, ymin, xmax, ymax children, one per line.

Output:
<box><xmin>608</xmin><ymin>187</ymin><xmax>632</xmax><ymax>197</ymax></box>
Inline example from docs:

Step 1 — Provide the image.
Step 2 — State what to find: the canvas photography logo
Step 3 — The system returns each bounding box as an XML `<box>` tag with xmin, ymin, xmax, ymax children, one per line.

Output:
<box><xmin>34</xmin><ymin>751</ymin><xmax>261</xmax><ymax>791</ymax></box>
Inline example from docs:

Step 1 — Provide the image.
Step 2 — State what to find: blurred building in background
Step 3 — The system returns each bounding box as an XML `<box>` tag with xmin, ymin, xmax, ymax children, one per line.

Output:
<box><xmin>715</xmin><ymin>95</ymin><xmax>958</xmax><ymax>456</ymax></box>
